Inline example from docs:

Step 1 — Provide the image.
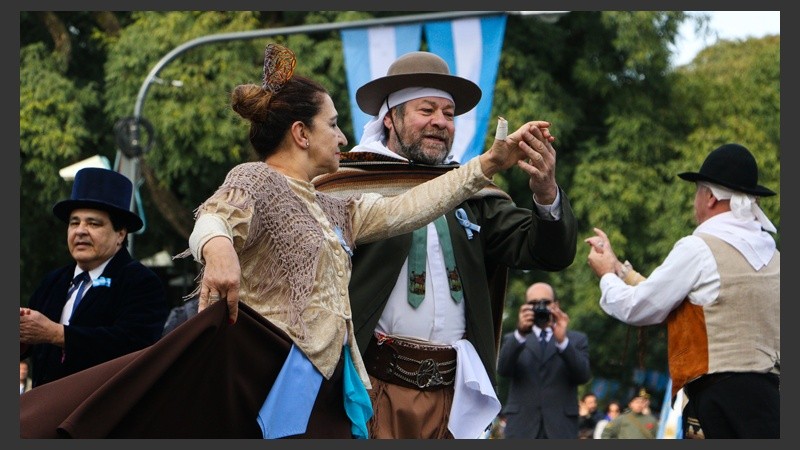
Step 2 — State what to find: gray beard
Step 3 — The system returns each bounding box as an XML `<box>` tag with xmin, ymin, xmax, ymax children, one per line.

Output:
<box><xmin>397</xmin><ymin>139</ymin><xmax>449</xmax><ymax>165</ymax></box>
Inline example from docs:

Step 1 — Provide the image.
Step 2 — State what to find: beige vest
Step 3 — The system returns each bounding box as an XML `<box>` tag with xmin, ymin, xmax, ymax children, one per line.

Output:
<box><xmin>667</xmin><ymin>233</ymin><xmax>780</xmax><ymax>398</ymax></box>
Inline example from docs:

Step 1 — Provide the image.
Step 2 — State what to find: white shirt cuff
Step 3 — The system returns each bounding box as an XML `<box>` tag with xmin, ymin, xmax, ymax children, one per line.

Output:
<box><xmin>533</xmin><ymin>188</ymin><xmax>562</xmax><ymax>220</ymax></box>
<box><xmin>188</xmin><ymin>214</ymin><xmax>233</xmax><ymax>263</ymax></box>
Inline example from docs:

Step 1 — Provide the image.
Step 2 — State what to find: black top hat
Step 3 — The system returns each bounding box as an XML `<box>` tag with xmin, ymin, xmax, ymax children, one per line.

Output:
<box><xmin>52</xmin><ymin>168</ymin><xmax>144</xmax><ymax>232</ymax></box>
<box><xmin>678</xmin><ymin>143</ymin><xmax>776</xmax><ymax>197</ymax></box>
<box><xmin>356</xmin><ymin>51</ymin><xmax>482</xmax><ymax>116</ymax></box>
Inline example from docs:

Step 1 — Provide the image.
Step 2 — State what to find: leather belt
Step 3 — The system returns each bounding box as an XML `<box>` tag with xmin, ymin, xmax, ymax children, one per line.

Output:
<box><xmin>685</xmin><ymin>372</ymin><xmax>779</xmax><ymax>397</ymax></box>
<box><xmin>685</xmin><ymin>373</ymin><xmax>734</xmax><ymax>397</ymax></box>
<box><xmin>363</xmin><ymin>334</ymin><xmax>456</xmax><ymax>391</ymax></box>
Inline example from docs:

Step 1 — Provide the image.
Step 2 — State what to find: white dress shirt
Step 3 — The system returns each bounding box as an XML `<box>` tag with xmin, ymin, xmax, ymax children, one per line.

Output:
<box><xmin>599</xmin><ymin>212</ymin><xmax>777</xmax><ymax>325</ymax></box>
<box><xmin>60</xmin><ymin>260</ymin><xmax>111</xmax><ymax>325</ymax></box>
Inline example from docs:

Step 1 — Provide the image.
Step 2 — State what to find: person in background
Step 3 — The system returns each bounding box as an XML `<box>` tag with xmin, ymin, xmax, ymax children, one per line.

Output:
<box><xmin>20</xmin><ymin>359</ymin><xmax>33</xmax><ymax>395</ymax></box>
<box><xmin>19</xmin><ymin>167</ymin><xmax>168</xmax><ymax>388</ymax></box>
<box><xmin>586</xmin><ymin>143</ymin><xmax>779</xmax><ymax>439</ymax></box>
<box><xmin>161</xmin><ymin>297</ymin><xmax>199</xmax><ymax>336</ymax></box>
<box><xmin>593</xmin><ymin>400</ymin><xmax>621</xmax><ymax>439</ymax></box>
<box><xmin>601</xmin><ymin>387</ymin><xmax>658</xmax><ymax>439</ymax></box>
<box><xmin>578</xmin><ymin>392</ymin><xmax>604</xmax><ymax>438</ymax></box>
<box><xmin>313</xmin><ymin>51</ymin><xmax>578</xmax><ymax>439</ymax></box>
<box><xmin>497</xmin><ymin>282</ymin><xmax>592</xmax><ymax>438</ymax></box>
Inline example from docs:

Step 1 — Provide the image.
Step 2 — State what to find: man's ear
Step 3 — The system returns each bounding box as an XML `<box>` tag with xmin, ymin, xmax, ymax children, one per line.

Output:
<box><xmin>382</xmin><ymin>111</ymin><xmax>394</xmax><ymax>130</ymax></box>
<box><xmin>707</xmin><ymin>190</ymin><xmax>721</xmax><ymax>208</ymax></box>
<box><xmin>117</xmin><ymin>229</ymin><xmax>127</xmax><ymax>247</ymax></box>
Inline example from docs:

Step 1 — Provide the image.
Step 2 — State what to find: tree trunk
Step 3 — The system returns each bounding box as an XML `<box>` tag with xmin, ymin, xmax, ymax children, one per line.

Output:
<box><xmin>37</xmin><ymin>12</ymin><xmax>70</xmax><ymax>72</ymax></box>
<box><xmin>140</xmin><ymin>159</ymin><xmax>195</xmax><ymax>240</ymax></box>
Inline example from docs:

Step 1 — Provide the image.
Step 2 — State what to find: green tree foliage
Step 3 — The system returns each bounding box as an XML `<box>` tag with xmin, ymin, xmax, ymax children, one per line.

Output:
<box><xmin>671</xmin><ymin>35</ymin><xmax>780</xmax><ymax>245</ymax></box>
<box><xmin>499</xmin><ymin>12</ymin><xmax>696</xmax><ymax>399</ymax></box>
<box><xmin>19</xmin><ymin>12</ymin><xmax>779</xmax><ymax>402</ymax></box>
<box><xmin>20</xmin><ymin>42</ymin><xmax>101</xmax><ymax>302</ymax></box>
<box><xmin>104</xmin><ymin>12</ymin><xmax>266</xmax><ymax>243</ymax></box>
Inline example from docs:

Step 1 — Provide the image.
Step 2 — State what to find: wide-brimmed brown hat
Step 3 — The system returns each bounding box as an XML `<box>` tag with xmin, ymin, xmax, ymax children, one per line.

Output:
<box><xmin>356</xmin><ymin>51</ymin><xmax>481</xmax><ymax>116</ymax></box>
<box><xmin>678</xmin><ymin>143</ymin><xmax>776</xmax><ymax>197</ymax></box>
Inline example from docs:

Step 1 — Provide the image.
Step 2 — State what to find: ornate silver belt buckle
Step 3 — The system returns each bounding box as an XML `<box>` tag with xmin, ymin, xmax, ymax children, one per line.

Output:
<box><xmin>415</xmin><ymin>359</ymin><xmax>443</xmax><ymax>388</ymax></box>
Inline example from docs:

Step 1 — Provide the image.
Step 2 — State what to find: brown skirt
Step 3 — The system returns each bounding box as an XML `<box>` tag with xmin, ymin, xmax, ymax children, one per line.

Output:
<box><xmin>20</xmin><ymin>300</ymin><xmax>352</xmax><ymax>438</ymax></box>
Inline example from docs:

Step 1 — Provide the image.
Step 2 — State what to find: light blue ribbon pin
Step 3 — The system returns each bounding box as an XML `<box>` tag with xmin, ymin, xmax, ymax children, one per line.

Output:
<box><xmin>92</xmin><ymin>277</ymin><xmax>112</xmax><ymax>287</ymax></box>
<box><xmin>334</xmin><ymin>226</ymin><xmax>353</xmax><ymax>257</ymax></box>
<box><xmin>455</xmin><ymin>208</ymin><xmax>481</xmax><ymax>240</ymax></box>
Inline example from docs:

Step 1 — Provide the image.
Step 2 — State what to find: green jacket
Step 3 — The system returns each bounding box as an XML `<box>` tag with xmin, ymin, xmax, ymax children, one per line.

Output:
<box><xmin>601</xmin><ymin>410</ymin><xmax>659</xmax><ymax>439</ymax></box>
<box><xmin>315</xmin><ymin>152</ymin><xmax>578</xmax><ymax>386</ymax></box>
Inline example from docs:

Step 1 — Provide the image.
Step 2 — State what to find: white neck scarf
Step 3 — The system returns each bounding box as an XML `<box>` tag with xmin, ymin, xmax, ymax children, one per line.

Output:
<box><xmin>701</xmin><ymin>182</ymin><xmax>777</xmax><ymax>233</ymax></box>
<box><xmin>696</xmin><ymin>182</ymin><xmax>778</xmax><ymax>270</ymax></box>
<box><xmin>359</xmin><ymin>87</ymin><xmax>454</xmax><ymax>146</ymax></box>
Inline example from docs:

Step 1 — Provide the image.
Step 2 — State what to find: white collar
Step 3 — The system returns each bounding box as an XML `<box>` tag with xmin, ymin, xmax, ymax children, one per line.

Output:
<box><xmin>695</xmin><ymin>212</ymin><xmax>777</xmax><ymax>270</ymax></box>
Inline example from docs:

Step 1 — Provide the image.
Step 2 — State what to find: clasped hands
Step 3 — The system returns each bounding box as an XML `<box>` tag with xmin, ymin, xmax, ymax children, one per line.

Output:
<box><xmin>480</xmin><ymin>118</ymin><xmax>558</xmax><ymax>204</ymax></box>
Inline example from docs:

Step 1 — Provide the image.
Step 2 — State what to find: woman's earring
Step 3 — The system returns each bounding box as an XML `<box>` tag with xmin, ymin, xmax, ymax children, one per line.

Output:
<box><xmin>305</xmin><ymin>141</ymin><xmax>310</xmax><ymax>148</ymax></box>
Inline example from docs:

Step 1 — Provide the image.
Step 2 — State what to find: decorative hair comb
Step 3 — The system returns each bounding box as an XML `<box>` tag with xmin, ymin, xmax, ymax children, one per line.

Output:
<box><xmin>262</xmin><ymin>43</ymin><xmax>296</xmax><ymax>93</ymax></box>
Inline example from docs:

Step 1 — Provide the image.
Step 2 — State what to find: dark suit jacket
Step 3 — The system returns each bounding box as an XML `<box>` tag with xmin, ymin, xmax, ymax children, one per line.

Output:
<box><xmin>497</xmin><ymin>329</ymin><xmax>592</xmax><ymax>439</ymax></box>
<box><xmin>22</xmin><ymin>247</ymin><xmax>168</xmax><ymax>387</ymax></box>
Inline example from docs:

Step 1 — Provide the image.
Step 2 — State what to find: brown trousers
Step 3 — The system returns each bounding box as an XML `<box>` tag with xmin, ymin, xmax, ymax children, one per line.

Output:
<box><xmin>367</xmin><ymin>375</ymin><xmax>454</xmax><ymax>439</ymax></box>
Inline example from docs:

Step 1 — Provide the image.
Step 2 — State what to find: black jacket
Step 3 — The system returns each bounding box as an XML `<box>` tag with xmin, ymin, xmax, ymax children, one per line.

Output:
<box><xmin>23</xmin><ymin>247</ymin><xmax>168</xmax><ymax>387</ymax></box>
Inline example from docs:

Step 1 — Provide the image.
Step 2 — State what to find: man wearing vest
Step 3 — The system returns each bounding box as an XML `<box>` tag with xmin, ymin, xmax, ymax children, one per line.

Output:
<box><xmin>313</xmin><ymin>52</ymin><xmax>578</xmax><ymax>438</ymax></box>
<box><xmin>586</xmin><ymin>143</ymin><xmax>780</xmax><ymax>438</ymax></box>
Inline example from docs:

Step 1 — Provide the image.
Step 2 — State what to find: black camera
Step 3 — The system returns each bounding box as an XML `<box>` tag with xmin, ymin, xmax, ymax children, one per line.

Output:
<box><xmin>530</xmin><ymin>300</ymin><xmax>552</xmax><ymax>327</ymax></box>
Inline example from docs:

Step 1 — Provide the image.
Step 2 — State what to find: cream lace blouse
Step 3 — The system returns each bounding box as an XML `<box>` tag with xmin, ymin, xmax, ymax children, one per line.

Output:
<box><xmin>187</xmin><ymin>157</ymin><xmax>489</xmax><ymax>386</ymax></box>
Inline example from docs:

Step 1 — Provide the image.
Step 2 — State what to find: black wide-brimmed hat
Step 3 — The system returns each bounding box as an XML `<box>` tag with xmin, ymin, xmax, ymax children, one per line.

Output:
<box><xmin>356</xmin><ymin>51</ymin><xmax>482</xmax><ymax>116</ymax></box>
<box><xmin>678</xmin><ymin>143</ymin><xmax>776</xmax><ymax>197</ymax></box>
<box><xmin>53</xmin><ymin>167</ymin><xmax>144</xmax><ymax>232</ymax></box>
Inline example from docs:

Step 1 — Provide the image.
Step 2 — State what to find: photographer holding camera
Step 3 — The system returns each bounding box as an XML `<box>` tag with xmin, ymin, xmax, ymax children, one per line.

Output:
<box><xmin>497</xmin><ymin>282</ymin><xmax>592</xmax><ymax>438</ymax></box>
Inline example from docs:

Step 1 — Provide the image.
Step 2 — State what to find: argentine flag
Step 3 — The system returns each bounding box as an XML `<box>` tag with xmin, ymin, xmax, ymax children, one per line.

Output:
<box><xmin>657</xmin><ymin>378</ymin><xmax>684</xmax><ymax>439</ymax></box>
<box><xmin>341</xmin><ymin>24</ymin><xmax>423</xmax><ymax>144</ymax></box>
<box><xmin>424</xmin><ymin>14</ymin><xmax>506</xmax><ymax>163</ymax></box>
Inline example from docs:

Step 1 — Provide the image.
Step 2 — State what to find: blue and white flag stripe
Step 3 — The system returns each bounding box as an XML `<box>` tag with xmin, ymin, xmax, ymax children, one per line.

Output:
<box><xmin>341</xmin><ymin>24</ymin><xmax>423</xmax><ymax>143</ymax></box>
<box><xmin>425</xmin><ymin>15</ymin><xmax>507</xmax><ymax>163</ymax></box>
<box><xmin>656</xmin><ymin>378</ymin><xmax>684</xmax><ymax>439</ymax></box>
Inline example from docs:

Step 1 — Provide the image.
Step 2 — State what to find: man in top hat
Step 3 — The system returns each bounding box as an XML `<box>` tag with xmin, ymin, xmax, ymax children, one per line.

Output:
<box><xmin>313</xmin><ymin>51</ymin><xmax>578</xmax><ymax>438</ymax></box>
<box><xmin>600</xmin><ymin>387</ymin><xmax>658</xmax><ymax>439</ymax></box>
<box><xmin>20</xmin><ymin>167</ymin><xmax>169</xmax><ymax>388</ymax></box>
<box><xmin>586</xmin><ymin>143</ymin><xmax>780</xmax><ymax>438</ymax></box>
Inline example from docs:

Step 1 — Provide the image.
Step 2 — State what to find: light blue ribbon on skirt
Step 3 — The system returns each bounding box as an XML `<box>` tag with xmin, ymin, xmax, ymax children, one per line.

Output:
<box><xmin>342</xmin><ymin>346</ymin><xmax>372</xmax><ymax>439</ymax></box>
<box><xmin>257</xmin><ymin>344</ymin><xmax>372</xmax><ymax>439</ymax></box>
<box><xmin>257</xmin><ymin>344</ymin><xmax>322</xmax><ymax>439</ymax></box>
